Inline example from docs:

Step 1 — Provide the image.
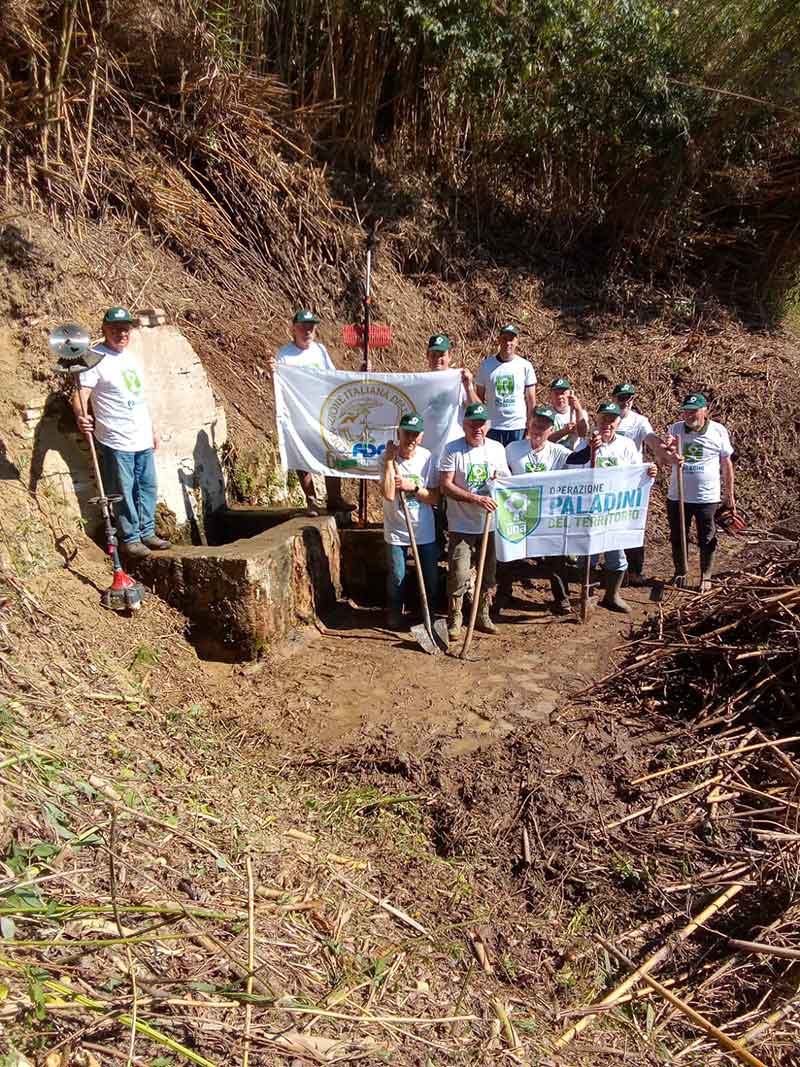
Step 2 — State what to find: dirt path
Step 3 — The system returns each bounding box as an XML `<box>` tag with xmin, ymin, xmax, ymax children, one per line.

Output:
<box><xmin>225</xmin><ymin>535</ymin><xmax>745</xmax><ymax>756</ymax></box>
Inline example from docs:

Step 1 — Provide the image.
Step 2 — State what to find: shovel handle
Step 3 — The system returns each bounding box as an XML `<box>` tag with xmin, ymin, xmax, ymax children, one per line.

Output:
<box><xmin>460</xmin><ymin>509</ymin><xmax>492</xmax><ymax>659</ymax></box>
<box><xmin>676</xmin><ymin>449</ymin><xmax>689</xmax><ymax>576</ymax></box>
<box><xmin>579</xmin><ymin>439</ymin><xmax>599</xmax><ymax>622</ymax></box>
<box><xmin>399</xmin><ymin>491</ymin><xmax>435</xmax><ymax>641</ymax></box>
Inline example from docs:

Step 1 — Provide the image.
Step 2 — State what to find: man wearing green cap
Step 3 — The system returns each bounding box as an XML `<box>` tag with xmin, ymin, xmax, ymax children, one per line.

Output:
<box><xmin>475</xmin><ymin>325</ymin><xmax>536</xmax><ymax>446</ymax></box>
<box><xmin>506</xmin><ymin>405</ymin><xmax>574</xmax><ymax>613</ymax></box>
<box><xmin>439</xmin><ymin>403</ymin><xmax>510</xmax><ymax>639</ymax></box>
<box><xmin>72</xmin><ymin>307</ymin><xmax>170</xmax><ymax>559</ymax></box>
<box><xmin>426</xmin><ymin>332</ymin><xmax>477</xmax><ymax>445</ymax></box>
<box><xmin>548</xmin><ymin>378</ymin><xmax>588</xmax><ymax>448</ymax></box>
<box><xmin>568</xmin><ymin>402</ymin><xmax>657</xmax><ymax>612</ymax></box>
<box><xmin>381</xmin><ymin>413</ymin><xmax>440</xmax><ymax>630</ymax></box>
<box><xmin>611</xmin><ymin>383</ymin><xmax>659</xmax><ymax>584</ymax></box>
<box><xmin>660</xmin><ymin>393</ymin><xmax>735</xmax><ymax>592</ymax></box>
<box><xmin>271</xmin><ymin>309</ymin><xmax>353</xmax><ymax>516</ymax></box>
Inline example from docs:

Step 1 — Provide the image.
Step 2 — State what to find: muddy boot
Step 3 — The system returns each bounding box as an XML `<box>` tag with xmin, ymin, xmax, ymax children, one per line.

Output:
<box><xmin>699</xmin><ymin>547</ymin><xmax>716</xmax><ymax>593</ymax></box>
<box><xmin>600</xmin><ymin>570</ymin><xmax>631</xmax><ymax>614</ymax></box>
<box><xmin>447</xmin><ymin>595</ymin><xmax>464</xmax><ymax>641</ymax></box>
<box><xmin>549</xmin><ymin>572</ymin><xmax>572</xmax><ymax>615</ymax></box>
<box><xmin>475</xmin><ymin>593</ymin><xmax>497</xmax><ymax>634</ymax></box>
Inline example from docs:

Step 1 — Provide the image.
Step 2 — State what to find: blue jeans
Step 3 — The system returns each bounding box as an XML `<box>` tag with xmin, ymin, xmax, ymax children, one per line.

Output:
<box><xmin>591</xmin><ymin>549</ymin><xmax>628</xmax><ymax>573</ymax></box>
<box><xmin>487</xmin><ymin>427</ymin><xmax>525</xmax><ymax>446</ymax></box>
<box><xmin>386</xmin><ymin>541</ymin><xmax>440</xmax><ymax>616</ymax></box>
<box><xmin>97</xmin><ymin>442</ymin><xmax>157</xmax><ymax>544</ymax></box>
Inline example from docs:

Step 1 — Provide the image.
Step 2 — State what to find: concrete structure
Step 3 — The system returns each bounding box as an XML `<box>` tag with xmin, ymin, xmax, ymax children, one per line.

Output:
<box><xmin>26</xmin><ymin>313</ymin><xmax>227</xmax><ymax>540</ymax></box>
<box><xmin>136</xmin><ymin>515</ymin><xmax>342</xmax><ymax>660</ymax></box>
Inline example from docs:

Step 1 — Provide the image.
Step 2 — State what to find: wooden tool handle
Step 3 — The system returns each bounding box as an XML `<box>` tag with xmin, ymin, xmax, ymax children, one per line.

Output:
<box><xmin>460</xmin><ymin>509</ymin><xmax>492</xmax><ymax>659</ymax></box>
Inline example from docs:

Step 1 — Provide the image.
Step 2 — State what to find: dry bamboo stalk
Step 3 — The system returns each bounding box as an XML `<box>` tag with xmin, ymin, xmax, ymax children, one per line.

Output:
<box><xmin>607</xmin><ymin>774</ymin><xmax>722</xmax><ymax>829</ymax></box>
<box><xmin>243</xmin><ymin>854</ymin><xmax>255</xmax><ymax>1067</ymax></box>
<box><xmin>553</xmin><ymin>882</ymin><xmax>745</xmax><ymax>1048</ymax></box>
<box><xmin>633</xmin><ymin>736</ymin><xmax>800</xmax><ymax>784</ymax></box>
<box><xmin>597</xmin><ymin>937</ymin><xmax>769</xmax><ymax>1067</ymax></box>
<box><xmin>729</xmin><ymin>939</ymin><xmax>800</xmax><ymax>961</ymax></box>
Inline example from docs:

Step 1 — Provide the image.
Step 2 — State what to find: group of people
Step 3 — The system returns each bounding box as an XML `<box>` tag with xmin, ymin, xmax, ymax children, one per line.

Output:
<box><xmin>73</xmin><ymin>308</ymin><xmax>736</xmax><ymax>641</ymax></box>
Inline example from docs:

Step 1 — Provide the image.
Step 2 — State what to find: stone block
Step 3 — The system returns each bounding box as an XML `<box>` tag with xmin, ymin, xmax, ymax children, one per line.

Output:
<box><xmin>135</xmin><ymin>516</ymin><xmax>341</xmax><ymax>661</ymax></box>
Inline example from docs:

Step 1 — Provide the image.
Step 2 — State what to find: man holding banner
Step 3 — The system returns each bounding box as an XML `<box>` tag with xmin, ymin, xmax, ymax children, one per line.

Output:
<box><xmin>272</xmin><ymin>309</ymin><xmax>354</xmax><ymax>516</ymax></box>
<box><xmin>492</xmin><ymin>400</ymin><xmax>657</xmax><ymax>617</ymax></box>
<box><xmin>440</xmin><ymin>403</ymin><xmax>510</xmax><ymax>640</ymax></box>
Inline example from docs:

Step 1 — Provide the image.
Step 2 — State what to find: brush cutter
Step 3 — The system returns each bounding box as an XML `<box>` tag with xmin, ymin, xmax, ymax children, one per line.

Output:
<box><xmin>342</xmin><ymin>224</ymin><xmax>392</xmax><ymax>526</ymax></box>
<box><xmin>49</xmin><ymin>323</ymin><xmax>145</xmax><ymax>613</ymax></box>
<box><xmin>398</xmin><ymin>491</ymin><xmax>448</xmax><ymax>655</ymax></box>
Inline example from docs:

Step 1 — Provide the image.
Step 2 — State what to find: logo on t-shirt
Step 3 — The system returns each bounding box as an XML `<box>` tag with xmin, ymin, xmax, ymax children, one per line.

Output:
<box><xmin>525</xmin><ymin>459</ymin><xmax>547</xmax><ymax>472</ymax></box>
<box><xmin>597</xmin><ymin>457</ymin><xmax>618</xmax><ymax>468</ymax></box>
<box><xmin>684</xmin><ymin>441</ymin><xmax>703</xmax><ymax>464</ymax></box>
<box><xmin>466</xmin><ymin>463</ymin><xmax>489</xmax><ymax>491</ymax></box>
<box><xmin>495</xmin><ymin>375</ymin><xmax>514</xmax><ymax>399</ymax></box>
<box><xmin>122</xmin><ymin>368</ymin><xmax>143</xmax><ymax>396</ymax></box>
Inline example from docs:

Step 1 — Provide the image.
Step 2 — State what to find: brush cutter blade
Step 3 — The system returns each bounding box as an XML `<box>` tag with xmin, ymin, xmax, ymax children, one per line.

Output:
<box><xmin>101</xmin><ymin>571</ymin><xmax>145</xmax><ymax>612</ymax></box>
<box><xmin>342</xmin><ymin>323</ymin><xmax>392</xmax><ymax>349</ymax></box>
<box><xmin>49</xmin><ymin>323</ymin><xmax>103</xmax><ymax>372</ymax></box>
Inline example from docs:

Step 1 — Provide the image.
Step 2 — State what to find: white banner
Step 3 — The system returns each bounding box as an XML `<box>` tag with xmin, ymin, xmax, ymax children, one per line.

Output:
<box><xmin>275</xmin><ymin>366</ymin><xmax>461</xmax><ymax>479</ymax></box>
<box><xmin>492</xmin><ymin>464</ymin><xmax>653</xmax><ymax>560</ymax></box>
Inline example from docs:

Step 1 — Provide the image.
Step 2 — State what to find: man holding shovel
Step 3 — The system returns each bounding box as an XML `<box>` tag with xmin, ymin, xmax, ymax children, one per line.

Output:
<box><xmin>381</xmin><ymin>413</ymin><xmax>440</xmax><ymax>631</ymax></box>
<box><xmin>661</xmin><ymin>393</ymin><xmax>735</xmax><ymax>592</ymax></box>
<box><xmin>271</xmin><ymin>309</ymin><xmax>354</xmax><ymax>517</ymax></box>
<box><xmin>72</xmin><ymin>307</ymin><xmax>170</xmax><ymax>560</ymax></box>
<box><xmin>568</xmin><ymin>402</ymin><xmax>658</xmax><ymax>614</ymax></box>
<box><xmin>439</xmin><ymin>403</ymin><xmax>510</xmax><ymax>640</ymax></box>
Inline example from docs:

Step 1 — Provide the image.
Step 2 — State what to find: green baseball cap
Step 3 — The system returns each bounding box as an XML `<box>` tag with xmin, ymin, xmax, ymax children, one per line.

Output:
<box><xmin>399</xmin><ymin>412</ymin><xmax>425</xmax><ymax>432</ymax></box>
<box><xmin>464</xmin><ymin>402</ymin><xmax>489</xmax><ymax>421</ymax></box>
<box><xmin>681</xmin><ymin>392</ymin><xmax>708</xmax><ymax>410</ymax></box>
<box><xmin>549</xmin><ymin>377</ymin><xmax>571</xmax><ymax>390</ymax></box>
<box><xmin>597</xmin><ymin>401</ymin><xmax>622</xmax><ymax>417</ymax></box>
<box><xmin>613</xmin><ymin>383</ymin><xmax>636</xmax><ymax>397</ymax></box>
<box><xmin>427</xmin><ymin>333</ymin><xmax>450</xmax><ymax>352</ymax></box>
<box><xmin>532</xmin><ymin>404</ymin><xmax>556</xmax><ymax>423</ymax></box>
<box><xmin>293</xmin><ymin>308</ymin><xmax>320</xmax><ymax>324</ymax></box>
<box><xmin>103</xmin><ymin>306</ymin><xmax>135</xmax><ymax>325</ymax></box>
<box><xmin>499</xmin><ymin>324</ymin><xmax>519</xmax><ymax>336</ymax></box>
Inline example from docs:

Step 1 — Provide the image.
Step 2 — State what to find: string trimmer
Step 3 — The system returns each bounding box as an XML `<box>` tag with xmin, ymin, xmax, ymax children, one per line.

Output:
<box><xmin>49</xmin><ymin>324</ymin><xmax>145</xmax><ymax>613</ymax></box>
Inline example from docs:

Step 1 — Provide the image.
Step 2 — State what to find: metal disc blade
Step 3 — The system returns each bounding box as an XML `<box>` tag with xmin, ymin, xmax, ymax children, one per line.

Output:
<box><xmin>48</xmin><ymin>323</ymin><xmax>102</xmax><ymax>371</ymax></box>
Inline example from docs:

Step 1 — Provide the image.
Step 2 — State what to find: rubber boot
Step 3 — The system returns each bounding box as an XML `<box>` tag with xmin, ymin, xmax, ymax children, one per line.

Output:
<box><xmin>624</xmin><ymin>545</ymin><xmax>646</xmax><ymax>586</ymax></box>
<box><xmin>600</xmin><ymin>570</ymin><xmax>631</xmax><ymax>614</ymax></box>
<box><xmin>447</xmin><ymin>595</ymin><xmax>464</xmax><ymax>641</ymax></box>
<box><xmin>475</xmin><ymin>592</ymin><xmax>497</xmax><ymax>634</ymax></box>
<box><xmin>699</xmin><ymin>546</ymin><xmax>716</xmax><ymax>593</ymax></box>
<box><xmin>549</xmin><ymin>571</ymin><xmax>572</xmax><ymax>616</ymax></box>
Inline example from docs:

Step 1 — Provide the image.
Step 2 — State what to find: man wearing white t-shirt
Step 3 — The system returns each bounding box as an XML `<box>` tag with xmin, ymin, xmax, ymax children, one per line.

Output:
<box><xmin>426</xmin><ymin>332</ymin><xmax>476</xmax><ymax>442</ymax></box>
<box><xmin>439</xmin><ymin>403</ymin><xmax>510</xmax><ymax>640</ymax></box>
<box><xmin>271</xmin><ymin>309</ymin><xmax>354</xmax><ymax>517</ymax></box>
<box><xmin>660</xmin><ymin>393</ymin><xmax>735</xmax><ymax>592</ymax></box>
<box><xmin>569</xmin><ymin>401</ymin><xmax>657</xmax><ymax>613</ymax></box>
<box><xmin>72</xmin><ymin>307</ymin><xmax>170</xmax><ymax>560</ymax></box>
<box><xmin>547</xmin><ymin>377</ymin><xmax>588</xmax><ymax>449</ymax></box>
<box><xmin>611</xmin><ymin>383</ymin><xmax>659</xmax><ymax>585</ymax></box>
<box><xmin>507</xmin><ymin>404</ymin><xmax>574</xmax><ymax>614</ymax></box>
<box><xmin>475</xmin><ymin>325</ymin><xmax>536</xmax><ymax>446</ymax></box>
<box><xmin>380</xmin><ymin>413</ymin><xmax>440</xmax><ymax>631</ymax></box>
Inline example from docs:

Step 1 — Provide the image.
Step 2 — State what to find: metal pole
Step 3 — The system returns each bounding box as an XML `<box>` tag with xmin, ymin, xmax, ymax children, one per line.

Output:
<box><xmin>358</xmin><ymin>229</ymin><xmax>376</xmax><ymax>526</ymax></box>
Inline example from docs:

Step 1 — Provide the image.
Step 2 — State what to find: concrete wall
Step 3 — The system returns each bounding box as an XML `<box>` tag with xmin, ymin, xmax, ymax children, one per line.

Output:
<box><xmin>25</xmin><ymin>315</ymin><xmax>227</xmax><ymax>540</ymax></box>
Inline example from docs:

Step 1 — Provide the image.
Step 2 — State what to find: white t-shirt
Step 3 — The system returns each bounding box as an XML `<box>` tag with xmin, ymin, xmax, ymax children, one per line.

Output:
<box><xmin>617</xmin><ymin>410</ymin><xmax>654</xmax><ymax>456</ymax></box>
<box><xmin>78</xmin><ymin>345</ymin><xmax>153</xmax><ymax>452</ymax></box>
<box><xmin>475</xmin><ymin>355</ymin><xmax>536</xmax><ymax>430</ymax></box>
<box><xmin>382</xmin><ymin>447</ymin><xmax>437</xmax><ymax>546</ymax></box>
<box><xmin>550</xmin><ymin>406</ymin><xmax>581</xmax><ymax>450</ymax></box>
<box><xmin>275</xmin><ymin>340</ymin><xmax>335</xmax><ymax>370</ymax></box>
<box><xmin>440</xmin><ymin>437</ymin><xmax>510</xmax><ymax>534</ymax></box>
<box><xmin>575</xmin><ymin>434</ymin><xmax>641</xmax><ymax>468</ymax></box>
<box><xmin>506</xmin><ymin>439</ymin><xmax>571</xmax><ymax>474</ymax></box>
<box><xmin>667</xmin><ymin>420</ymin><xmax>733</xmax><ymax>503</ymax></box>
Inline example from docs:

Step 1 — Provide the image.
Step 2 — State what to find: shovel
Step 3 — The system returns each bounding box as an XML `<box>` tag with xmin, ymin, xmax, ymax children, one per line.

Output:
<box><xmin>579</xmin><ymin>438</ymin><xmax>599</xmax><ymax>623</ymax></box>
<box><xmin>460</xmin><ymin>509</ymin><xmax>492</xmax><ymax>659</ymax></box>
<box><xmin>398</xmin><ymin>491</ymin><xmax>448</xmax><ymax>655</ymax></box>
<box><xmin>674</xmin><ymin>450</ymin><xmax>690</xmax><ymax>589</ymax></box>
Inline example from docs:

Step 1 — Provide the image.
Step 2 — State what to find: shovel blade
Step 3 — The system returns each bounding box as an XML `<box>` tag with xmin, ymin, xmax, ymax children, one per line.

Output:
<box><xmin>433</xmin><ymin>617</ymin><xmax>450</xmax><ymax>651</ymax></box>
<box><xmin>410</xmin><ymin>621</ymin><xmax>441</xmax><ymax>656</ymax></box>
